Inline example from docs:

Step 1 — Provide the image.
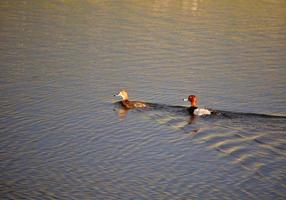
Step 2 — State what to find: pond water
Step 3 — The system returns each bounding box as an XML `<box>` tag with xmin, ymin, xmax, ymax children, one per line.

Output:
<box><xmin>1</xmin><ymin>0</ymin><xmax>286</xmax><ymax>199</ymax></box>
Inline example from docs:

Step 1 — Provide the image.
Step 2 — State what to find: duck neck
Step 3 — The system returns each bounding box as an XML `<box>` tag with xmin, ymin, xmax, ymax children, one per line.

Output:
<box><xmin>122</xmin><ymin>100</ymin><xmax>130</xmax><ymax>108</ymax></box>
<box><xmin>191</xmin><ymin>103</ymin><xmax>197</xmax><ymax>107</ymax></box>
<box><xmin>122</xmin><ymin>94</ymin><xmax>128</xmax><ymax>101</ymax></box>
<box><xmin>190</xmin><ymin>97</ymin><xmax>197</xmax><ymax>107</ymax></box>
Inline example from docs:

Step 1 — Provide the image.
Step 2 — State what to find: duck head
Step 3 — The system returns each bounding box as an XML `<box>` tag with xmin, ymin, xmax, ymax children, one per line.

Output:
<box><xmin>183</xmin><ymin>95</ymin><xmax>197</xmax><ymax>107</ymax></box>
<box><xmin>114</xmin><ymin>90</ymin><xmax>129</xmax><ymax>100</ymax></box>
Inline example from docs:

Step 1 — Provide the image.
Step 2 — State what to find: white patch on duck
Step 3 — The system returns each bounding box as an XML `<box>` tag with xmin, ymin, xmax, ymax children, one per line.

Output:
<box><xmin>193</xmin><ymin>108</ymin><xmax>211</xmax><ymax>116</ymax></box>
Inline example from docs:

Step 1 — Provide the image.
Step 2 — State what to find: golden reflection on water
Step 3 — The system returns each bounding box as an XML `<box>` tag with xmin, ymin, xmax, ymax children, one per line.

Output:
<box><xmin>152</xmin><ymin>0</ymin><xmax>201</xmax><ymax>15</ymax></box>
<box><xmin>115</xmin><ymin>107</ymin><xmax>129</xmax><ymax>119</ymax></box>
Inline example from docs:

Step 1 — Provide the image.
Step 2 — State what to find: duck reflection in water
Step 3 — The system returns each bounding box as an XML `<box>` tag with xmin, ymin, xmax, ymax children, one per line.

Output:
<box><xmin>114</xmin><ymin>107</ymin><xmax>129</xmax><ymax>119</ymax></box>
<box><xmin>188</xmin><ymin>113</ymin><xmax>197</xmax><ymax>124</ymax></box>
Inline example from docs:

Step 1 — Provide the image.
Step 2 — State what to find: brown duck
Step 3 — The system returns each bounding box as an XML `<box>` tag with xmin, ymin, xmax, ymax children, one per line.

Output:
<box><xmin>114</xmin><ymin>90</ymin><xmax>147</xmax><ymax>109</ymax></box>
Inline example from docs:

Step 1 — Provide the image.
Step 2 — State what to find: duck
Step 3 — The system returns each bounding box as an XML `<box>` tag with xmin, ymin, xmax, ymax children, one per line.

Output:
<box><xmin>183</xmin><ymin>95</ymin><xmax>211</xmax><ymax>116</ymax></box>
<box><xmin>114</xmin><ymin>90</ymin><xmax>148</xmax><ymax>109</ymax></box>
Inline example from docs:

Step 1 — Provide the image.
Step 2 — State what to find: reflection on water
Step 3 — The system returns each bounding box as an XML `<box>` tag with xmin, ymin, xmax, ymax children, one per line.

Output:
<box><xmin>141</xmin><ymin>103</ymin><xmax>286</xmax><ymax>194</ymax></box>
<box><xmin>1</xmin><ymin>0</ymin><xmax>286</xmax><ymax>199</ymax></box>
<box><xmin>153</xmin><ymin>0</ymin><xmax>200</xmax><ymax>13</ymax></box>
<box><xmin>115</xmin><ymin>107</ymin><xmax>129</xmax><ymax>119</ymax></box>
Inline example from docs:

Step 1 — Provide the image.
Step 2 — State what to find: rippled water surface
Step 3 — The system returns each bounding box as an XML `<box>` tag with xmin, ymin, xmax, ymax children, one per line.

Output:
<box><xmin>1</xmin><ymin>0</ymin><xmax>286</xmax><ymax>199</ymax></box>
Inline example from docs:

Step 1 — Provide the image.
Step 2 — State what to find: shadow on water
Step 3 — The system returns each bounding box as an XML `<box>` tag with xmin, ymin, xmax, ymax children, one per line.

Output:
<box><xmin>113</xmin><ymin>101</ymin><xmax>286</xmax><ymax>193</ymax></box>
<box><xmin>113</xmin><ymin>101</ymin><xmax>286</xmax><ymax>121</ymax></box>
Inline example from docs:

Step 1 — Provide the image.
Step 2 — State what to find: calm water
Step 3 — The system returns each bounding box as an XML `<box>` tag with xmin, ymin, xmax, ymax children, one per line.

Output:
<box><xmin>1</xmin><ymin>0</ymin><xmax>286</xmax><ymax>199</ymax></box>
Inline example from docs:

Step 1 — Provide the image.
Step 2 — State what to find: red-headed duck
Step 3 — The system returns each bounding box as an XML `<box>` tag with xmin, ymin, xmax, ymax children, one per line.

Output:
<box><xmin>114</xmin><ymin>90</ymin><xmax>147</xmax><ymax>109</ymax></box>
<box><xmin>183</xmin><ymin>95</ymin><xmax>211</xmax><ymax>116</ymax></box>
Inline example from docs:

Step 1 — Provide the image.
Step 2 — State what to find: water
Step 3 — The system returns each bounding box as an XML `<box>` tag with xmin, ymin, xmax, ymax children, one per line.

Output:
<box><xmin>1</xmin><ymin>0</ymin><xmax>286</xmax><ymax>199</ymax></box>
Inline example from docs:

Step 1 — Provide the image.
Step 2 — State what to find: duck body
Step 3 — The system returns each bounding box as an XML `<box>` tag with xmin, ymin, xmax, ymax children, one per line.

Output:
<box><xmin>120</xmin><ymin>100</ymin><xmax>147</xmax><ymax>109</ymax></box>
<box><xmin>184</xmin><ymin>95</ymin><xmax>211</xmax><ymax>116</ymax></box>
<box><xmin>188</xmin><ymin>106</ymin><xmax>198</xmax><ymax>114</ymax></box>
<box><xmin>193</xmin><ymin>108</ymin><xmax>211</xmax><ymax>116</ymax></box>
<box><xmin>115</xmin><ymin>90</ymin><xmax>148</xmax><ymax>109</ymax></box>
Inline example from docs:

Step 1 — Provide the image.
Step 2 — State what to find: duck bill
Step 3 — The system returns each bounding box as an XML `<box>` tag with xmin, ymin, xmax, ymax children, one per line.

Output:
<box><xmin>114</xmin><ymin>93</ymin><xmax>120</xmax><ymax>97</ymax></box>
<box><xmin>183</xmin><ymin>98</ymin><xmax>188</xmax><ymax>102</ymax></box>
